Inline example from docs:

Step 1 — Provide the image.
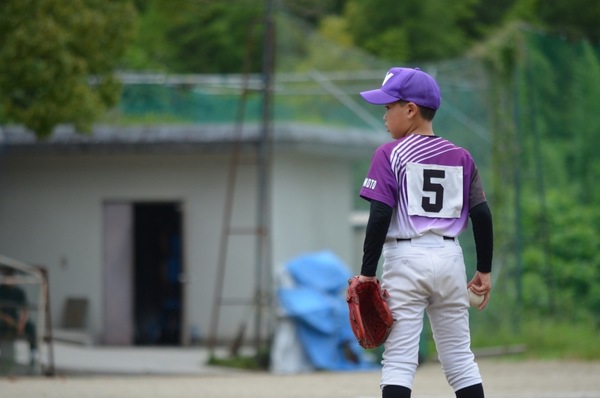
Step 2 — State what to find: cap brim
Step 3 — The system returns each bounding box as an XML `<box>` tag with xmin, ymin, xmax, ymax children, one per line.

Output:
<box><xmin>359</xmin><ymin>89</ymin><xmax>399</xmax><ymax>105</ymax></box>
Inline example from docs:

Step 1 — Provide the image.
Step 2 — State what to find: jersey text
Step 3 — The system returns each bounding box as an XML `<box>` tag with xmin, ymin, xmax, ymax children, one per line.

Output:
<box><xmin>363</xmin><ymin>178</ymin><xmax>377</xmax><ymax>190</ymax></box>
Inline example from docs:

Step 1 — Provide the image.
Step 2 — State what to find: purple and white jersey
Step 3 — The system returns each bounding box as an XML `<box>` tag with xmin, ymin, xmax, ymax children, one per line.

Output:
<box><xmin>360</xmin><ymin>134</ymin><xmax>486</xmax><ymax>239</ymax></box>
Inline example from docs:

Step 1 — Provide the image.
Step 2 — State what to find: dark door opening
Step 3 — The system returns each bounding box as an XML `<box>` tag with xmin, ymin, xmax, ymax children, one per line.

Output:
<box><xmin>133</xmin><ymin>202</ymin><xmax>183</xmax><ymax>346</ymax></box>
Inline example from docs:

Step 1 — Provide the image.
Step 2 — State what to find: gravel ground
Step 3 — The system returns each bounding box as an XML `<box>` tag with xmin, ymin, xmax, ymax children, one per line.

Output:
<box><xmin>2</xmin><ymin>358</ymin><xmax>600</xmax><ymax>398</ymax></box>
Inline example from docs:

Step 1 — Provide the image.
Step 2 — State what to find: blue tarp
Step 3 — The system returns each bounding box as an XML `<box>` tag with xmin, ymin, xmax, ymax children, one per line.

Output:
<box><xmin>276</xmin><ymin>250</ymin><xmax>377</xmax><ymax>371</ymax></box>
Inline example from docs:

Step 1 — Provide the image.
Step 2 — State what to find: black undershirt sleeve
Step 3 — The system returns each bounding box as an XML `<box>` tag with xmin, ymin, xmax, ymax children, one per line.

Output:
<box><xmin>469</xmin><ymin>201</ymin><xmax>494</xmax><ymax>273</ymax></box>
<box><xmin>360</xmin><ymin>199</ymin><xmax>393</xmax><ymax>277</ymax></box>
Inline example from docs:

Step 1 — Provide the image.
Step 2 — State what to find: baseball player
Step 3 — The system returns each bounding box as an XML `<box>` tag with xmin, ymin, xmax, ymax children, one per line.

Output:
<box><xmin>357</xmin><ymin>67</ymin><xmax>493</xmax><ymax>398</ymax></box>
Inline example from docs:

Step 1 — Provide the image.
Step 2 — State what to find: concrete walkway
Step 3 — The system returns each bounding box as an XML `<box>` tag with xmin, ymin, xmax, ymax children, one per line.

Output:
<box><xmin>4</xmin><ymin>339</ymin><xmax>249</xmax><ymax>376</ymax></box>
<box><xmin>47</xmin><ymin>341</ymin><xmax>239</xmax><ymax>376</ymax></box>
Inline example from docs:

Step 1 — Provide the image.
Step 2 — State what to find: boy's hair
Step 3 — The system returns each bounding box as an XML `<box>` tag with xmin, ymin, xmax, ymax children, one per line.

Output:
<box><xmin>418</xmin><ymin>105</ymin><xmax>436</xmax><ymax>121</ymax></box>
<box><xmin>399</xmin><ymin>100</ymin><xmax>437</xmax><ymax>121</ymax></box>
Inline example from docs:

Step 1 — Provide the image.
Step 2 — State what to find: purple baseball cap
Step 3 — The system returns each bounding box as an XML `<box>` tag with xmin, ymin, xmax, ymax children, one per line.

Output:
<box><xmin>360</xmin><ymin>67</ymin><xmax>441</xmax><ymax>110</ymax></box>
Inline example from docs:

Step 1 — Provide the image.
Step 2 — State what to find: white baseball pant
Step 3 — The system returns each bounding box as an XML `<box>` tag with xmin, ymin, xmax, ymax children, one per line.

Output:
<box><xmin>379</xmin><ymin>232</ymin><xmax>482</xmax><ymax>392</ymax></box>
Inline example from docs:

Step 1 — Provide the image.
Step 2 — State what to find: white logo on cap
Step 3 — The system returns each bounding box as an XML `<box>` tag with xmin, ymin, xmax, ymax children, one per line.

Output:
<box><xmin>382</xmin><ymin>72</ymin><xmax>394</xmax><ymax>87</ymax></box>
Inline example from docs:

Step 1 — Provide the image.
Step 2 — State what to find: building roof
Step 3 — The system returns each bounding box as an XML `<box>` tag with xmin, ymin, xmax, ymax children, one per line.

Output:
<box><xmin>0</xmin><ymin>122</ymin><xmax>386</xmax><ymax>159</ymax></box>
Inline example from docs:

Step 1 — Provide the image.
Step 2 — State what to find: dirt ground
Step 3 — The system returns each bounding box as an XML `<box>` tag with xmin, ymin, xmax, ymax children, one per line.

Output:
<box><xmin>2</xmin><ymin>358</ymin><xmax>600</xmax><ymax>398</ymax></box>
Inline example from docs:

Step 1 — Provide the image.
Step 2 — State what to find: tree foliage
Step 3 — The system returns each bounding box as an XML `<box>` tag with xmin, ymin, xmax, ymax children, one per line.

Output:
<box><xmin>343</xmin><ymin>0</ymin><xmax>479</xmax><ymax>62</ymax></box>
<box><xmin>334</xmin><ymin>0</ymin><xmax>600</xmax><ymax>64</ymax></box>
<box><xmin>478</xmin><ymin>26</ymin><xmax>600</xmax><ymax>326</ymax></box>
<box><xmin>121</xmin><ymin>0</ymin><xmax>600</xmax><ymax>74</ymax></box>
<box><xmin>3</xmin><ymin>0</ymin><xmax>600</xmax><ymax>138</ymax></box>
<box><xmin>537</xmin><ymin>0</ymin><xmax>600</xmax><ymax>43</ymax></box>
<box><xmin>124</xmin><ymin>0</ymin><xmax>265</xmax><ymax>74</ymax></box>
<box><xmin>0</xmin><ymin>0</ymin><xmax>136</xmax><ymax>137</ymax></box>
<box><xmin>124</xmin><ymin>0</ymin><xmax>349</xmax><ymax>73</ymax></box>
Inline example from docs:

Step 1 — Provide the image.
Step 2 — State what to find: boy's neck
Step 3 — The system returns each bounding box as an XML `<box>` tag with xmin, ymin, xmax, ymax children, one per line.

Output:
<box><xmin>409</xmin><ymin>120</ymin><xmax>434</xmax><ymax>136</ymax></box>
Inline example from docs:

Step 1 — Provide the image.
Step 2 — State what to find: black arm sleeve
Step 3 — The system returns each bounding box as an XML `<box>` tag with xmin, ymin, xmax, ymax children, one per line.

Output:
<box><xmin>469</xmin><ymin>201</ymin><xmax>494</xmax><ymax>273</ymax></box>
<box><xmin>360</xmin><ymin>200</ymin><xmax>393</xmax><ymax>277</ymax></box>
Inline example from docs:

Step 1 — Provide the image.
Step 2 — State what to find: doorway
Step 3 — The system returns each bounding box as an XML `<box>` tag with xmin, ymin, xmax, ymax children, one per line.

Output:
<box><xmin>133</xmin><ymin>202</ymin><xmax>183</xmax><ymax>346</ymax></box>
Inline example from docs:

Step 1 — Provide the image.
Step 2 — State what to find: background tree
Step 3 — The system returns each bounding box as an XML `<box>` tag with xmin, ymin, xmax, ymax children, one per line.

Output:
<box><xmin>123</xmin><ymin>0</ymin><xmax>600</xmax><ymax>73</ymax></box>
<box><xmin>537</xmin><ymin>0</ymin><xmax>600</xmax><ymax>42</ymax></box>
<box><xmin>125</xmin><ymin>0</ymin><xmax>265</xmax><ymax>74</ymax></box>
<box><xmin>342</xmin><ymin>0</ymin><xmax>480</xmax><ymax>62</ymax></box>
<box><xmin>324</xmin><ymin>0</ymin><xmax>600</xmax><ymax>65</ymax></box>
<box><xmin>124</xmin><ymin>0</ymin><xmax>348</xmax><ymax>73</ymax></box>
<box><xmin>0</xmin><ymin>0</ymin><xmax>136</xmax><ymax>138</ymax></box>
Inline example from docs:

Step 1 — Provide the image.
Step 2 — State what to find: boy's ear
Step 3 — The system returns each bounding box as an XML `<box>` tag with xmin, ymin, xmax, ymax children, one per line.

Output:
<box><xmin>407</xmin><ymin>102</ymin><xmax>420</xmax><ymax>117</ymax></box>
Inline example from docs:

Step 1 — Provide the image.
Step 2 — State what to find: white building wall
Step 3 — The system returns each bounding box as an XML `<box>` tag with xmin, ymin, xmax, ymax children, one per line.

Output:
<box><xmin>0</xmin><ymin>149</ymin><xmax>359</xmax><ymax>345</ymax></box>
<box><xmin>271</xmin><ymin>151</ymin><xmax>355</xmax><ymax>269</ymax></box>
<box><xmin>0</xmin><ymin>152</ymin><xmax>260</xmax><ymax>343</ymax></box>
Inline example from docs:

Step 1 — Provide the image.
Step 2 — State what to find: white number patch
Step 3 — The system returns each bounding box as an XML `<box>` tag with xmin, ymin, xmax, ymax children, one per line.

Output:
<box><xmin>406</xmin><ymin>162</ymin><xmax>463</xmax><ymax>218</ymax></box>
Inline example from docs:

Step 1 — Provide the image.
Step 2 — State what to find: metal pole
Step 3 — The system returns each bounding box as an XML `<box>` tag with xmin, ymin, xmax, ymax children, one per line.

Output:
<box><xmin>255</xmin><ymin>0</ymin><xmax>275</xmax><ymax>356</ymax></box>
<box><xmin>524</xmin><ymin>39</ymin><xmax>554</xmax><ymax>313</ymax></box>
<box><xmin>40</xmin><ymin>267</ymin><xmax>55</xmax><ymax>376</ymax></box>
<box><xmin>207</xmin><ymin>17</ymin><xmax>258</xmax><ymax>356</ymax></box>
<box><xmin>513</xmin><ymin>39</ymin><xmax>523</xmax><ymax>333</ymax></box>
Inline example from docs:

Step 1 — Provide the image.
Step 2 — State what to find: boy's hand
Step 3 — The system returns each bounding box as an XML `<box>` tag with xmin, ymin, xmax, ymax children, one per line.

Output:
<box><xmin>467</xmin><ymin>271</ymin><xmax>491</xmax><ymax>310</ymax></box>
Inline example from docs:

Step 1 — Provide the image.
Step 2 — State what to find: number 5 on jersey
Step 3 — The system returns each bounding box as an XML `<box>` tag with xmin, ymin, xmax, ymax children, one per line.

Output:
<box><xmin>406</xmin><ymin>162</ymin><xmax>463</xmax><ymax>219</ymax></box>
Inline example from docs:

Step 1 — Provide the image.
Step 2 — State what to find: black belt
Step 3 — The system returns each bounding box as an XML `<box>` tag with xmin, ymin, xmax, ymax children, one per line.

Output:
<box><xmin>397</xmin><ymin>236</ymin><xmax>454</xmax><ymax>241</ymax></box>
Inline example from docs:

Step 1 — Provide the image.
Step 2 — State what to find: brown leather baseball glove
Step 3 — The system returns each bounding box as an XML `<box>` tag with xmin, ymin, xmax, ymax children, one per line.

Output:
<box><xmin>346</xmin><ymin>276</ymin><xmax>394</xmax><ymax>349</ymax></box>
